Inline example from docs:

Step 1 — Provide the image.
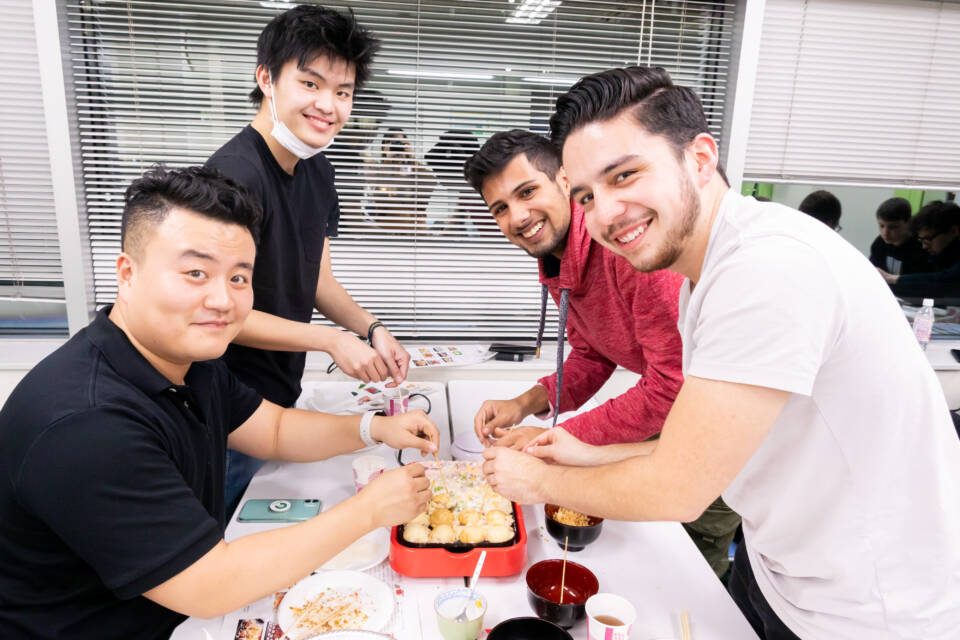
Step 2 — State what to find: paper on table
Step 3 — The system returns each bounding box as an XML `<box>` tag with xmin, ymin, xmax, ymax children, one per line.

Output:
<box><xmin>407</xmin><ymin>344</ymin><xmax>494</xmax><ymax>368</ymax></box>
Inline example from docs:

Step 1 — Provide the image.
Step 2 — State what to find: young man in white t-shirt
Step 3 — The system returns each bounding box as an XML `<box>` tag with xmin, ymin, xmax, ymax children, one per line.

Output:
<box><xmin>481</xmin><ymin>66</ymin><xmax>960</xmax><ymax>639</ymax></box>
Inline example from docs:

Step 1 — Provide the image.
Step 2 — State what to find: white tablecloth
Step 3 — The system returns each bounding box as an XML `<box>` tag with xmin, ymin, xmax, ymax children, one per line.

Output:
<box><xmin>174</xmin><ymin>380</ymin><xmax>757</xmax><ymax>640</ymax></box>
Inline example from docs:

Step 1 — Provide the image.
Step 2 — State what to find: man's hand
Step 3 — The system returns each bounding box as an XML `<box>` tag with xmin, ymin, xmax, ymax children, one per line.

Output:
<box><xmin>877</xmin><ymin>268</ymin><xmax>899</xmax><ymax>285</ymax></box>
<box><xmin>481</xmin><ymin>447</ymin><xmax>549</xmax><ymax>505</ymax></box>
<box><xmin>493</xmin><ymin>426</ymin><xmax>546</xmax><ymax>450</ymax></box>
<box><xmin>371</xmin><ymin>410</ymin><xmax>438</xmax><ymax>455</ymax></box>
<box><xmin>523</xmin><ymin>427</ymin><xmax>604</xmax><ymax>466</ymax></box>
<box><xmin>474</xmin><ymin>398</ymin><xmax>530</xmax><ymax>446</ymax></box>
<box><xmin>370</xmin><ymin>326</ymin><xmax>410</xmax><ymax>386</ymax></box>
<box><xmin>329</xmin><ymin>331</ymin><xmax>391</xmax><ymax>383</ymax></box>
<box><xmin>360</xmin><ymin>464</ymin><xmax>431</xmax><ymax>528</ymax></box>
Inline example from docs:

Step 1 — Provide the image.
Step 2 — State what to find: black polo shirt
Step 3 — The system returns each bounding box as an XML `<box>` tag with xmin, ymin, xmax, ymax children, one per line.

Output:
<box><xmin>207</xmin><ymin>126</ymin><xmax>341</xmax><ymax>407</ymax></box>
<box><xmin>0</xmin><ymin>308</ymin><xmax>262</xmax><ymax>639</ymax></box>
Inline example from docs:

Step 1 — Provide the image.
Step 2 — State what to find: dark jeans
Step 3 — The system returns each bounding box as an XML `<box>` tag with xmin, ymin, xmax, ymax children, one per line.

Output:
<box><xmin>224</xmin><ymin>450</ymin><xmax>266</xmax><ymax>519</ymax></box>
<box><xmin>727</xmin><ymin>541</ymin><xmax>801</xmax><ymax>640</ymax></box>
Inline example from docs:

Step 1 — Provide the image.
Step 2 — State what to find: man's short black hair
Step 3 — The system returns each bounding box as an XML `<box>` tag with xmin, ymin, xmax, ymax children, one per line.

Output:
<box><xmin>911</xmin><ymin>201</ymin><xmax>960</xmax><ymax>236</ymax></box>
<box><xmin>548</xmin><ymin>65</ymin><xmax>728</xmax><ymax>184</ymax></box>
<box><xmin>798</xmin><ymin>190</ymin><xmax>842</xmax><ymax>228</ymax></box>
<box><xmin>122</xmin><ymin>165</ymin><xmax>262</xmax><ymax>255</ymax></box>
<box><xmin>249</xmin><ymin>4</ymin><xmax>381</xmax><ymax>106</ymax></box>
<box><xmin>463</xmin><ymin>129</ymin><xmax>562</xmax><ymax>196</ymax></box>
<box><xmin>876</xmin><ymin>197</ymin><xmax>912</xmax><ymax>223</ymax></box>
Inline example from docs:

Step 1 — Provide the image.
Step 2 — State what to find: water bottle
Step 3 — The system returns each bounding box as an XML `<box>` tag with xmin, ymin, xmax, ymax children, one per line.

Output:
<box><xmin>912</xmin><ymin>298</ymin><xmax>935</xmax><ymax>351</ymax></box>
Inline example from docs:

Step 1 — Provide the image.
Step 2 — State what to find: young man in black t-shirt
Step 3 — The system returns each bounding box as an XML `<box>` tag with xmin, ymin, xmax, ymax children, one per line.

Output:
<box><xmin>868</xmin><ymin>197</ymin><xmax>928</xmax><ymax>276</ymax></box>
<box><xmin>0</xmin><ymin>167</ymin><xmax>435</xmax><ymax>639</ymax></box>
<box><xmin>206</xmin><ymin>6</ymin><xmax>411</xmax><ymax>511</ymax></box>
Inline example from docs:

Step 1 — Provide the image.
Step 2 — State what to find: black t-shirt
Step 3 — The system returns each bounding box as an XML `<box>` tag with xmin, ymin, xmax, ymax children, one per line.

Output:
<box><xmin>0</xmin><ymin>309</ymin><xmax>262</xmax><ymax>639</ymax></box>
<box><xmin>868</xmin><ymin>235</ymin><xmax>929</xmax><ymax>275</ymax></box>
<box><xmin>207</xmin><ymin>126</ymin><xmax>341</xmax><ymax>407</ymax></box>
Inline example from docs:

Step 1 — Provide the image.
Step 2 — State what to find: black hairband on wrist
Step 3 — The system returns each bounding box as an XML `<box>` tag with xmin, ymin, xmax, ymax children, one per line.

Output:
<box><xmin>367</xmin><ymin>320</ymin><xmax>385</xmax><ymax>344</ymax></box>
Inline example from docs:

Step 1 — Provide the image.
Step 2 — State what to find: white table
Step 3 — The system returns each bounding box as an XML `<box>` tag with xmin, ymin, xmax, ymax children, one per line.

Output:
<box><xmin>175</xmin><ymin>380</ymin><xmax>757</xmax><ymax>639</ymax></box>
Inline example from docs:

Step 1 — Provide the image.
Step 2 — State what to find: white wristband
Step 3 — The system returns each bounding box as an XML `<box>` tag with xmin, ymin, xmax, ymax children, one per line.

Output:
<box><xmin>359</xmin><ymin>411</ymin><xmax>380</xmax><ymax>447</ymax></box>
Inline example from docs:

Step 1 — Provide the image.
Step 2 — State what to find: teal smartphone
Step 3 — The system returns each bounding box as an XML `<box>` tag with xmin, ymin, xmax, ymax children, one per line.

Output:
<box><xmin>237</xmin><ymin>498</ymin><xmax>322</xmax><ymax>522</ymax></box>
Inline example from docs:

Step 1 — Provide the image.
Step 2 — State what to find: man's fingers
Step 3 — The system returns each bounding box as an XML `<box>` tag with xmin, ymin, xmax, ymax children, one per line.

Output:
<box><xmin>395</xmin><ymin>348</ymin><xmax>410</xmax><ymax>382</ymax></box>
<box><xmin>384</xmin><ymin>354</ymin><xmax>403</xmax><ymax>386</ymax></box>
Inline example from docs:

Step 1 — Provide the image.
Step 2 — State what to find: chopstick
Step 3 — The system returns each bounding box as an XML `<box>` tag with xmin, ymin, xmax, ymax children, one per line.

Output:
<box><xmin>559</xmin><ymin>535</ymin><xmax>569</xmax><ymax>604</ymax></box>
<box><xmin>680</xmin><ymin>610</ymin><xmax>692</xmax><ymax>640</ymax></box>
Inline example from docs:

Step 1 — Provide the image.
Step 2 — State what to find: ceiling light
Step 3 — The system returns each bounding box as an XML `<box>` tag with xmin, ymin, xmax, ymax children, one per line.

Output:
<box><xmin>387</xmin><ymin>68</ymin><xmax>494</xmax><ymax>81</ymax></box>
<box><xmin>507</xmin><ymin>0</ymin><xmax>562</xmax><ymax>25</ymax></box>
<box><xmin>521</xmin><ymin>74</ymin><xmax>578</xmax><ymax>86</ymax></box>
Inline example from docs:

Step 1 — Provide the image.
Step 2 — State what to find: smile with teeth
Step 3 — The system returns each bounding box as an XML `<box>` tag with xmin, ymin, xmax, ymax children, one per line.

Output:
<box><xmin>305</xmin><ymin>114</ymin><xmax>332</xmax><ymax>127</ymax></box>
<box><xmin>617</xmin><ymin>222</ymin><xmax>648</xmax><ymax>244</ymax></box>
<box><xmin>522</xmin><ymin>221</ymin><xmax>545</xmax><ymax>239</ymax></box>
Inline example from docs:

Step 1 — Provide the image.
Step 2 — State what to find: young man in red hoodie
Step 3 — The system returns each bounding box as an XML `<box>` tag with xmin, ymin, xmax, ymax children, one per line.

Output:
<box><xmin>463</xmin><ymin>130</ymin><xmax>739</xmax><ymax>578</ymax></box>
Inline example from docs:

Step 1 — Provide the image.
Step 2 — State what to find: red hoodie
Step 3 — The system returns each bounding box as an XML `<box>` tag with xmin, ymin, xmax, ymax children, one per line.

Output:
<box><xmin>535</xmin><ymin>201</ymin><xmax>684</xmax><ymax>444</ymax></box>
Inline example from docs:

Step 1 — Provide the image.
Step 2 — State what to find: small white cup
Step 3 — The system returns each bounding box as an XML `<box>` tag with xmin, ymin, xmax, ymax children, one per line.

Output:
<box><xmin>352</xmin><ymin>454</ymin><xmax>386</xmax><ymax>492</ymax></box>
<box><xmin>586</xmin><ymin>593</ymin><xmax>636</xmax><ymax>640</ymax></box>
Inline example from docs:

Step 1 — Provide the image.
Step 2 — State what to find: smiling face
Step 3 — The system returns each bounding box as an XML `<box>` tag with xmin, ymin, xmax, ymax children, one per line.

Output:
<box><xmin>562</xmin><ymin>112</ymin><xmax>705</xmax><ymax>274</ymax></box>
<box><xmin>480</xmin><ymin>153</ymin><xmax>571</xmax><ymax>259</ymax></box>
<box><xmin>263</xmin><ymin>55</ymin><xmax>356</xmax><ymax>149</ymax></box>
<box><xmin>115</xmin><ymin>207</ymin><xmax>256</xmax><ymax>368</ymax></box>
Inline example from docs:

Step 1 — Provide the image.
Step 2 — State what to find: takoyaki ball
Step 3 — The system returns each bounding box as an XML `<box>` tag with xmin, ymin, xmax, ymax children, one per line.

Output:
<box><xmin>407</xmin><ymin>512</ymin><xmax>429</xmax><ymax>528</ymax></box>
<box><xmin>402</xmin><ymin>523</ymin><xmax>430</xmax><ymax>543</ymax></box>
<box><xmin>458</xmin><ymin>510</ymin><xmax>482</xmax><ymax>526</ymax></box>
<box><xmin>484</xmin><ymin>524</ymin><xmax>514</xmax><ymax>543</ymax></box>
<box><xmin>458</xmin><ymin>525</ymin><xmax>485</xmax><ymax>544</ymax></box>
<box><xmin>484</xmin><ymin>509</ymin><xmax>510</xmax><ymax>527</ymax></box>
<box><xmin>429</xmin><ymin>524</ymin><xmax>456</xmax><ymax>543</ymax></box>
<box><xmin>429</xmin><ymin>508</ymin><xmax>455</xmax><ymax>527</ymax></box>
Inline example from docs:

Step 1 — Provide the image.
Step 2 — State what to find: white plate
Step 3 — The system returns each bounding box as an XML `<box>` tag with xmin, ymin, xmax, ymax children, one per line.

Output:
<box><xmin>321</xmin><ymin>528</ymin><xmax>390</xmax><ymax>572</ymax></box>
<box><xmin>279</xmin><ymin>570</ymin><xmax>394</xmax><ymax>636</ymax></box>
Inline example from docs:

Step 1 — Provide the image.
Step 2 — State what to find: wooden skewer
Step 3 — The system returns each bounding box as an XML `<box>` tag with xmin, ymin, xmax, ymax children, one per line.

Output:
<box><xmin>559</xmin><ymin>535</ymin><xmax>569</xmax><ymax>604</ymax></box>
<box><xmin>680</xmin><ymin>610</ymin><xmax>692</xmax><ymax>640</ymax></box>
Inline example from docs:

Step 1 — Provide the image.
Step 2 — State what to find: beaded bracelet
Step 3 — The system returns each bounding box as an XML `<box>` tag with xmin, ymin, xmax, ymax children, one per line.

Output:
<box><xmin>367</xmin><ymin>320</ymin><xmax>385</xmax><ymax>344</ymax></box>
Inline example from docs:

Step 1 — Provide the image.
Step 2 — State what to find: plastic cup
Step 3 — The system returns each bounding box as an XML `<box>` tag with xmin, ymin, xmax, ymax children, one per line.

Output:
<box><xmin>586</xmin><ymin>593</ymin><xmax>636</xmax><ymax>640</ymax></box>
<box><xmin>352</xmin><ymin>454</ymin><xmax>385</xmax><ymax>492</ymax></box>
<box><xmin>435</xmin><ymin>587</ymin><xmax>486</xmax><ymax>640</ymax></box>
<box><xmin>383</xmin><ymin>387</ymin><xmax>432</xmax><ymax>416</ymax></box>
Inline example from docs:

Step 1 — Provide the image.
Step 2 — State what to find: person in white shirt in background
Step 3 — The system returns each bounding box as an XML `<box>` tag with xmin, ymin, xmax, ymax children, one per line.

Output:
<box><xmin>481</xmin><ymin>65</ymin><xmax>960</xmax><ymax>639</ymax></box>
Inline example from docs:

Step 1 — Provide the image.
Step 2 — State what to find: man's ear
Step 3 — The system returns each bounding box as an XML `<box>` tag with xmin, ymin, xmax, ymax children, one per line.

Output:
<box><xmin>688</xmin><ymin>133</ymin><xmax>720</xmax><ymax>188</ymax></box>
<box><xmin>255</xmin><ymin>64</ymin><xmax>272</xmax><ymax>99</ymax></box>
<box><xmin>556</xmin><ymin>166</ymin><xmax>570</xmax><ymax>198</ymax></box>
<box><xmin>115</xmin><ymin>252</ymin><xmax>136</xmax><ymax>302</ymax></box>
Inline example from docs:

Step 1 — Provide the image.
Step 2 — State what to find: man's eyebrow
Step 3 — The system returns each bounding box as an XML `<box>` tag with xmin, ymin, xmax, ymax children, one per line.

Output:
<box><xmin>600</xmin><ymin>154</ymin><xmax>641</xmax><ymax>177</ymax></box>
<box><xmin>510</xmin><ymin>179</ymin><xmax>537</xmax><ymax>197</ymax></box>
<box><xmin>569</xmin><ymin>154</ymin><xmax>643</xmax><ymax>198</ymax></box>
<box><xmin>301</xmin><ymin>66</ymin><xmax>355</xmax><ymax>89</ymax></box>
<box><xmin>179</xmin><ymin>250</ymin><xmax>252</xmax><ymax>271</ymax></box>
<box><xmin>179</xmin><ymin>249</ymin><xmax>214</xmax><ymax>261</ymax></box>
<box><xmin>487</xmin><ymin>179</ymin><xmax>538</xmax><ymax>212</ymax></box>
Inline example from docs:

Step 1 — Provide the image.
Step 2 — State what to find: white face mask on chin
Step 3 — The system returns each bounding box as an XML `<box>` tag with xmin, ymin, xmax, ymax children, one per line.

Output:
<box><xmin>267</xmin><ymin>83</ymin><xmax>333</xmax><ymax>160</ymax></box>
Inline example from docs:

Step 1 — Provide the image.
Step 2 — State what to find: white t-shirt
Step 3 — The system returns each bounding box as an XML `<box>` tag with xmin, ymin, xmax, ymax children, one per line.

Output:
<box><xmin>678</xmin><ymin>191</ymin><xmax>960</xmax><ymax>638</ymax></box>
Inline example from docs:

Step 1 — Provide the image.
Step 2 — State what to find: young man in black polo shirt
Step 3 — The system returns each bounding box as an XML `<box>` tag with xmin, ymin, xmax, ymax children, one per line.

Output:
<box><xmin>0</xmin><ymin>166</ymin><xmax>436</xmax><ymax>639</ymax></box>
<box><xmin>206</xmin><ymin>5</ymin><xmax>411</xmax><ymax>511</ymax></box>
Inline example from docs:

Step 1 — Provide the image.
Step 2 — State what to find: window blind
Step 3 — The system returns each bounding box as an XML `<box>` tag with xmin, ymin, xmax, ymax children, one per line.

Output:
<box><xmin>66</xmin><ymin>0</ymin><xmax>735</xmax><ymax>339</ymax></box>
<box><xmin>744</xmin><ymin>0</ymin><xmax>960</xmax><ymax>190</ymax></box>
<box><xmin>0</xmin><ymin>0</ymin><xmax>66</xmax><ymax>334</ymax></box>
